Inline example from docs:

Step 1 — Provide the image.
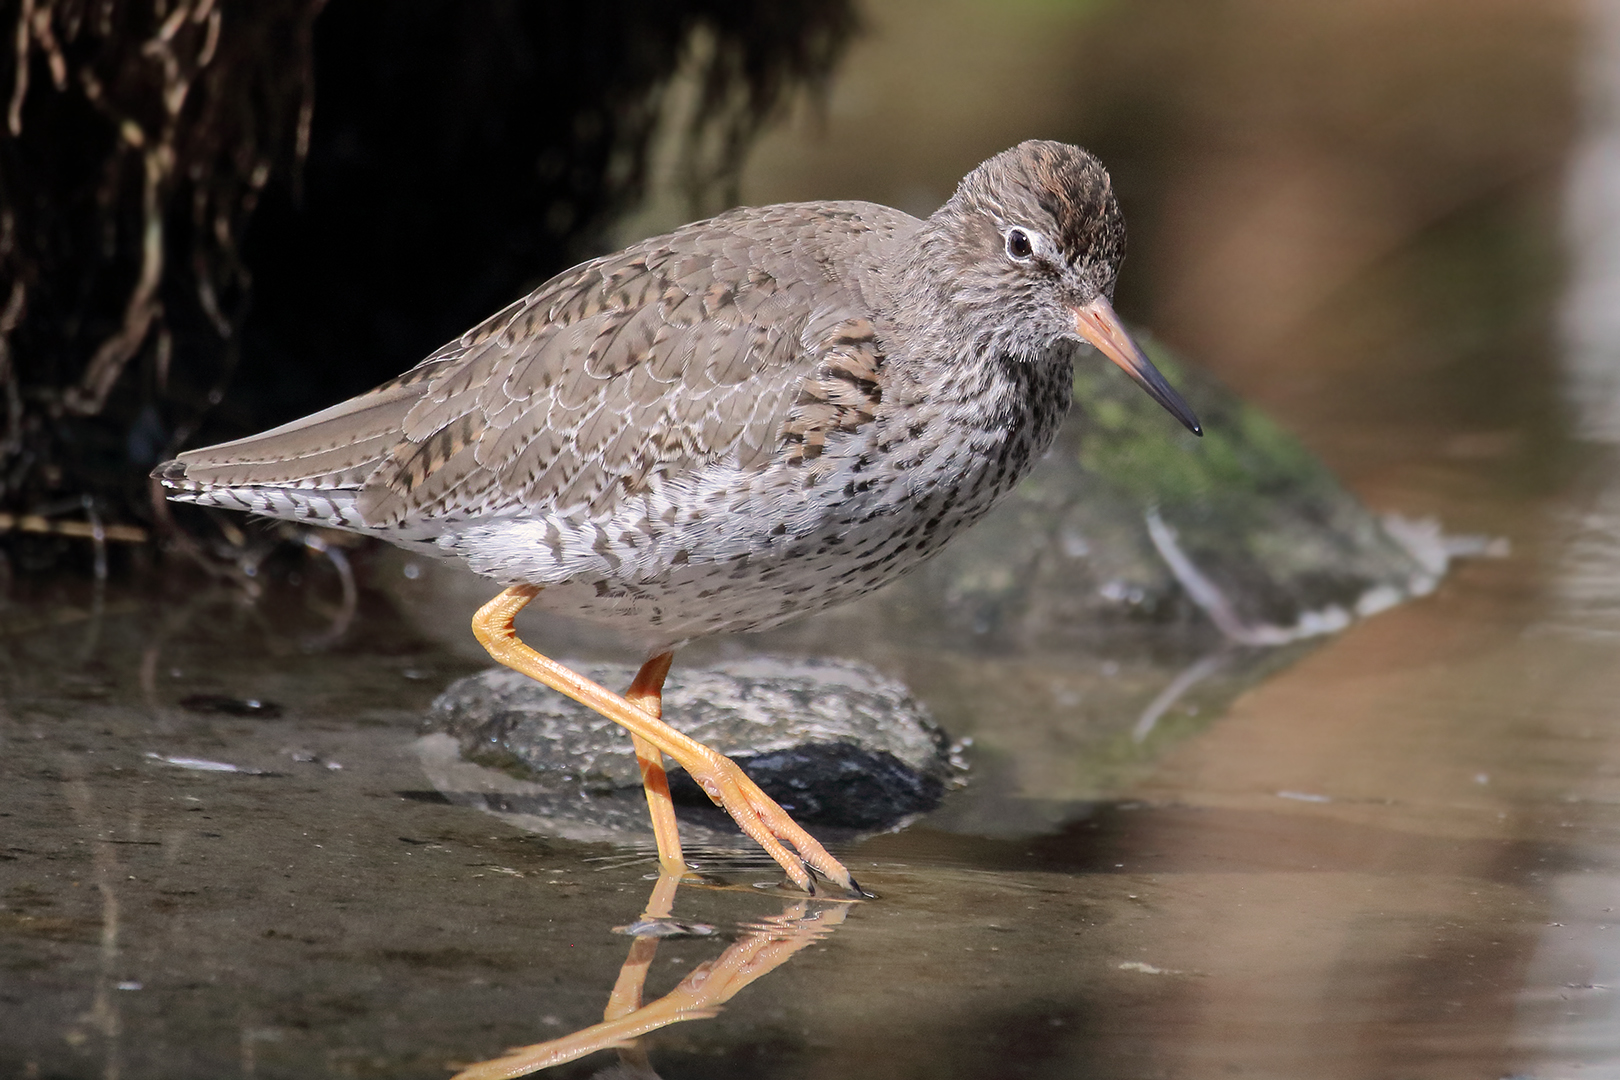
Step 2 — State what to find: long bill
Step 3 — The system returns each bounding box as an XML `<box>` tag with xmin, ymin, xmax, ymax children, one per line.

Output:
<box><xmin>1072</xmin><ymin>297</ymin><xmax>1203</xmax><ymax>436</ymax></box>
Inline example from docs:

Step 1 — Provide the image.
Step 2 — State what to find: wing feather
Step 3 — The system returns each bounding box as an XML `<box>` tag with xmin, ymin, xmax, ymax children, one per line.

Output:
<box><xmin>160</xmin><ymin>202</ymin><xmax>916</xmax><ymax>534</ymax></box>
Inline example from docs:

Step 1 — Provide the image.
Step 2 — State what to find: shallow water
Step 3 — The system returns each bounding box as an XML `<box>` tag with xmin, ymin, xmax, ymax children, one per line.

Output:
<box><xmin>7</xmin><ymin>0</ymin><xmax>1620</xmax><ymax>1077</ymax></box>
<box><xmin>5</xmin><ymin>449</ymin><xmax>1620</xmax><ymax>1080</ymax></box>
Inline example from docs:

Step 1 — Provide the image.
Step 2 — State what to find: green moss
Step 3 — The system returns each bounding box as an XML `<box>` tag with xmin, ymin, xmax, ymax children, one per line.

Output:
<box><xmin>1074</xmin><ymin>336</ymin><xmax>1335</xmax><ymax>513</ymax></box>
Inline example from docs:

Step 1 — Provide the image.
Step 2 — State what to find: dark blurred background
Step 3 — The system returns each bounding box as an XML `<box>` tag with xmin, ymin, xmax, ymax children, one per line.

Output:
<box><xmin>0</xmin><ymin>0</ymin><xmax>855</xmax><ymax>531</ymax></box>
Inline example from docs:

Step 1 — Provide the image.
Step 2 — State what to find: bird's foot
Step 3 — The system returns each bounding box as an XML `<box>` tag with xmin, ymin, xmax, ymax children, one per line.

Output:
<box><xmin>685</xmin><ymin>752</ymin><xmax>864</xmax><ymax>899</ymax></box>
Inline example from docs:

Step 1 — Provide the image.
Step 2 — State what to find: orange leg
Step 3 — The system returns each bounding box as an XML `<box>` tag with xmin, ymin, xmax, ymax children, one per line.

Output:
<box><xmin>621</xmin><ymin>652</ymin><xmax>683</xmax><ymax>876</ymax></box>
<box><xmin>603</xmin><ymin>873</ymin><xmax>679</xmax><ymax>1023</ymax></box>
<box><xmin>471</xmin><ymin>585</ymin><xmax>859</xmax><ymax>896</ymax></box>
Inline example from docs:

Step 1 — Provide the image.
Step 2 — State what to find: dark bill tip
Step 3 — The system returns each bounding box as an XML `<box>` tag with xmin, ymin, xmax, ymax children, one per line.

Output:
<box><xmin>1072</xmin><ymin>298</ymin><xmax>1203</xmax><ymax>437</ymax></box>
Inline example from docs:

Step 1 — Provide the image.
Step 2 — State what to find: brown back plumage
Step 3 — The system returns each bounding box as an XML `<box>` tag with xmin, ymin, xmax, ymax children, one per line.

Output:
<box><xmin>160</xmin><ymin>201</ymin><xmax>911</xmax><ymax>530</ymax></box>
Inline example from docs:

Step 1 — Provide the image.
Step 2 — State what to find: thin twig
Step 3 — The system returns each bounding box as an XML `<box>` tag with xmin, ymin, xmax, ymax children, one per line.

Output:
<box><xmin>0</xmin><ymin>512</ymin><xmax>147</xmax><ymax>543</ymax></box>
<box><xmin>7</xmin><ymin>0</ymin><xmax>33</xmax><ymax>136</ymax></box>
<box><xmin>299</xmin><ymin>531</ymin><xmax>358</xmax><ymax>649</ymax></box>
<box><xmin>63</xmin><ymin>140</ymin><xmax>168</xmax><ymax>415</ymax></box>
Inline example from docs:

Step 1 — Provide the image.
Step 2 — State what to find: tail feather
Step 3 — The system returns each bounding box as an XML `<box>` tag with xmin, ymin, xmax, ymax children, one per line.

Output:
<box><xmin>162</xmin><ymin>481</ymin><xmax>367</xmax><ymax>530</ymax></box>
<box><xmin>153</xmin><ymin>378</ymin><xmax>427</xmax><ymax>532</ymax></box>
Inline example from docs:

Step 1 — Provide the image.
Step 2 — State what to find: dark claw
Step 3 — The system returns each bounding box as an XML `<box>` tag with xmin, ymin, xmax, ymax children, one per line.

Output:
<box><xmin>803</xmin><ymin>862</ymin><xmax>867</xmax><ymax>900</ymax></box>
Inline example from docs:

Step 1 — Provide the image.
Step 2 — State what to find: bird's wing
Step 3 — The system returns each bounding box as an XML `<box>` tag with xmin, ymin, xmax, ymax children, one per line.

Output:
<box><xmin>161</xmin><ymin>204</ymin><xmax>898</xmax><ymax>530</ymax></box>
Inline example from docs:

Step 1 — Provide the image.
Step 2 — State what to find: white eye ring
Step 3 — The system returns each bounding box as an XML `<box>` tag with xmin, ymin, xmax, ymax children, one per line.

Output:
<box><xmin>1005</xmin><ymin>228</ymin><xmax>1036</xmax><ymax>262</ymax></box>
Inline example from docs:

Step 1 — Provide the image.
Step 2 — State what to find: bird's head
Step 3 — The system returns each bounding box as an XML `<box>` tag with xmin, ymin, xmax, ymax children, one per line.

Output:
<box><xmin>928</xmin><ymin>140</ymin><xmax>1201</xmax><ymax>436</ymax></box>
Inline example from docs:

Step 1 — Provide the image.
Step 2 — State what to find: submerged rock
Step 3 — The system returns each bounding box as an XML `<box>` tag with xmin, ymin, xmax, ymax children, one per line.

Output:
<box><xmin>425</xmin><ymin>656</ymin><xmax>952</xmax><ymax>840</ymax></box>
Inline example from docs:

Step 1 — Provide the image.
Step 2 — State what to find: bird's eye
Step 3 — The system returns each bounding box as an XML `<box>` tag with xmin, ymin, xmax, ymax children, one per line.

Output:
<box><xmin>1005</xmin><ymin>228</ymin><xmax>1035</xmax><ymax>262</ymax></box>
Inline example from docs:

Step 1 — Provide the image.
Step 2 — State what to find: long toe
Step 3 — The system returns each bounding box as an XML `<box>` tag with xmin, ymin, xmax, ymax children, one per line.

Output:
<box><xmin>813</xmin><ymin>865</ymin><xmax>866</xmax><ymax>900</ymax></box>
<box><xmin>806</xmin><ymin>857</ymin><xmax>863</xmax><ymax>899</ymax></box>
<box><xmin>692</xmin><ymin>754</ymin><xmax>858</xmax><ymax>896</ymax></box>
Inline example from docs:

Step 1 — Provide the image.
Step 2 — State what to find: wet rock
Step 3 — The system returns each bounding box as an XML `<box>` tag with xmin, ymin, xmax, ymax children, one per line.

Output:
<box><xmin>1066</xmin><ymin>337</ymin><xmax>1437</xmax><ymax>638</ymax></box>
<box><xmin>425</xmin><ymin>656</ymin><xmax>952</xmax><ymax>837</ymax></box>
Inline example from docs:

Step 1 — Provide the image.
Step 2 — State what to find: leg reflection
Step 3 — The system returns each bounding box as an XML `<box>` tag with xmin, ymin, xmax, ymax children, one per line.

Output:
<box><xmin>453</xmin><ymin>871</ymin><xmax>853</xmax><ymax>1080</ymax></box>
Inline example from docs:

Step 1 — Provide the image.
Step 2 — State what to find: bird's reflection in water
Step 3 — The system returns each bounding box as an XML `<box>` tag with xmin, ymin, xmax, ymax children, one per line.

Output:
<box><xmin>453</xmin><ymin>872</ymin><xmax>854</xmax><ymax>1080</ymax></box>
